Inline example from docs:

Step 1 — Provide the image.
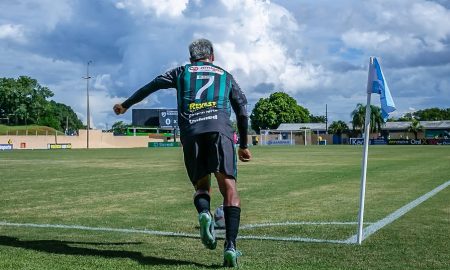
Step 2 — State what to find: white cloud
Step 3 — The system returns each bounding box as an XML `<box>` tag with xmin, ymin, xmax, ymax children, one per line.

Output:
<box><xmin>0</xmin><ymin>0</ymin><xmax>72</xmax><ymax>32</ymax></box>
<box><xmin>94</xmin><ymin>74</ymin><xmax>113</xmax><ymax>92</ymax></box>
<box><xmin>115</xmin><ymin>0</ymin><xmax>189</xmax><ymax>17</ymax></box>
<box><xmin>197</xmin><ymin>1</ymin><xmax>317</xmax><ymax>93</ymax></box>
<box><xmin>0</xmin><ymin>24</ymin><xmax>26</xmax><ymax>43</ymax></box>
<box><xmin>339</xmin><ymin>0</ymin><xmax>450</xmax><ymax>58</ymax></box>
<box><xmin>341</xmin><ymin>30</ymin><xmax>390</xmax><ymax>51</ymax></box>
<box><xmin>409</xmin><ymin>1</ymin><xmax>450</xmax><ymax>41</ymax></box>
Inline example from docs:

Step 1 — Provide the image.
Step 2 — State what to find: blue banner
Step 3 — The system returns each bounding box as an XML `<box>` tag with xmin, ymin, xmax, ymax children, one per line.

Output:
<box><xmin>267</xmin><ymin>140</ymin><xmax>293</xmax><ymax>145</ymax></box>
<box><xmin>370</xmin><ymin>139</ymin><xmax>388</xmax><ymax>145</ymax></box>
<box><xmin>0</xmin><ymin>144</ymin><xmax>13</xmax><ymax>150</ymax></box>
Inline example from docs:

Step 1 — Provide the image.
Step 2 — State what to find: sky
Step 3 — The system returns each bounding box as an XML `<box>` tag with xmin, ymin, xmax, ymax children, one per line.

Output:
<box><xmin>1</xmin><ymin>0</ymin><xmax>449</xmax><ymax>129</ymax></box>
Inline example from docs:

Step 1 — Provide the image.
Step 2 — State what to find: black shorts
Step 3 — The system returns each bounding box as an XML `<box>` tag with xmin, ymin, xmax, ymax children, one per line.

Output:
<box><xmin>181</xmin><ymin>132</ymin><xmax>237</xmax><ymax>185</ymax></box>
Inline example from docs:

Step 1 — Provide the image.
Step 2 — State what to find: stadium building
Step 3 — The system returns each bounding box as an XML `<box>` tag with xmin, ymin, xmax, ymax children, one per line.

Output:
<box><xmin>273</xmin><ymin>121</ymin><xmax>450</xmax><ymax>145</ymax></box>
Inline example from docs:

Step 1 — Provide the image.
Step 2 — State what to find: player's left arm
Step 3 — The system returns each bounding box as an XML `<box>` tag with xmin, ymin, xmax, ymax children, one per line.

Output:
<box><xmin>114</xmin><ymin>67</ymin><xmax>183</xmax><ymax>115</ymax></box>
<box><xmin>230</xmin><ymin>77</ymin><xmax>251</xmax><ymax>162</ymax></box>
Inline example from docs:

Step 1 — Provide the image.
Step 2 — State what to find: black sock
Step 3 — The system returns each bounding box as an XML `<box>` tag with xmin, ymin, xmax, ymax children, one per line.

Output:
<box><xmin>194</xmin><ymin>193</ymin><xmax>210</xmax><ymax>214</ymax></box>
<box><xmin>223</xmin><ymin>206</ymin><xmax>241</xmax><ymax>249</ymax></box>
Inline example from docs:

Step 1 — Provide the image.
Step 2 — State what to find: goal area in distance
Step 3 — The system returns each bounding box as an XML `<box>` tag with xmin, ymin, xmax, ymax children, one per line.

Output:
<box><xmin>259</xmin><ymin>129</ymin><xmax>312</xmax><ymax>146</ymax></box>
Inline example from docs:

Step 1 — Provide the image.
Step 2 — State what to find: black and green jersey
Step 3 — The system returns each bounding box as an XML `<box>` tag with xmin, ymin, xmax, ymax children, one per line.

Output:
<box><xmin>122</xmin><ymin>61</ymin><xmax>248</xmax><ymax>146</ymax></box>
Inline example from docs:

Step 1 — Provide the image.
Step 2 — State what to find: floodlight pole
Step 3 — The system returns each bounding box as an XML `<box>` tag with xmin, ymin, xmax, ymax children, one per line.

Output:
<box><xmin>84</xmin><ymin>60</ymin><xmax>92</xmax><ymax>149</ymax></box>
<box><xmin>357</xmin><ymin>57</ymin><xmax>374</xmax><ymax>245</ymax></box>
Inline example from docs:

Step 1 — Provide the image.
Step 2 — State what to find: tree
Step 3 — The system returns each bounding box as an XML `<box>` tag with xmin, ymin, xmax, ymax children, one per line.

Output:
<box><xmin>328</xmin><ymin>120</ymin><xmax>349</xmax><ymax>135</ymax></box>
<box><xmin>0</xmin><ymin>76</ymin><xmax>53</xmax><ymax>125</ymax></box>
<box><xmin>309</xmin><ymin>114</ymin><xmax>326</xmax><ymax>123</ymax></box>
<box><xmin>0</xmin><ymin>76</ymin><xmax>82</xmax><ymax>131</ymax></box>
<box><xmin>407</xmin><ymin>119</ymin><xmax>423</xmax><ymax>139</ymax></box>
<box><xmin>40</xmin><ymin>101</ymin><xmax>83</xmax><ymax>132</ymax></box>
<box><xmin>14</xmin><ymin>104</ymin><xmax>28</xmax><ymax>125</ymax></box>
<box><xmin>250</xmin><ymin>92</ymin><xmax>310</xmax><ymax>133</ymax></box>
<box><xmin>112</xmin><ymin>121</ymin><xmax>129</xmax><ymax>135</ymax></box>
<box><xmin>395</xmin><ymin>113</ymin><xmax>413</xmax><ymax>122</ymax></box>
<box><xmin>351</xmin><ymin>103</ymin><xmax>383</xmax><ymax>136</ymax></box>
<box><xmin>391</xmin><ymin>107</ymin><xmax>450</xmax><ymax>122</ymax></box>
<box><xmin>37</xmin><ymin>115</ymin><xmax>61</xmax><ymax>131</ymax></box>
<box><xmin>411</xmin><ymin>107</ymin><xmax>450</xmax><ymax>121</ymax></box>
<box><xmin>328</xmin><ymin>120</ymin><xmax>349</xmax><ymax>144</ymax></box>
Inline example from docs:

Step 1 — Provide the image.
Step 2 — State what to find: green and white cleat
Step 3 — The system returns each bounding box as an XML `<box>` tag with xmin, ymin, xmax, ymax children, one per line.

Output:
<box><xmin>198</xmin><ymin>211</ymin><xmax>217</xmax><ymax>250</ymax></box>
<box><xmin>223</xmin><ymin>247</ymin><xmax>242</xmax><ymax>268</ymax></box>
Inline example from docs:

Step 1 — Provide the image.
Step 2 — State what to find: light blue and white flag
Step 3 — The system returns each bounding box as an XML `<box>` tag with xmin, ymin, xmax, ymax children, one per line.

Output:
<box><xmin>358</xmin><ymin>57</ymin><xmax>397</xmax><ymax>244</ymax></box>
<box><xmin>367</xmin><ymin>57</ymin><xmax>396</xmax><ymax>121</ymax></box>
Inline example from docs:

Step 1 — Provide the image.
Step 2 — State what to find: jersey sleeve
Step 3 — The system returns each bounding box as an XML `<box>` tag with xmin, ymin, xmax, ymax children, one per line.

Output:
<box><xmin>122</xmin><ymin>66</ymin><xmax>184</xmax><ymax>109</ymax></box>
<box><xmin>229</xmin><ymin>76</ymin><xmax>249</xmax><ymax>148</ymax></box>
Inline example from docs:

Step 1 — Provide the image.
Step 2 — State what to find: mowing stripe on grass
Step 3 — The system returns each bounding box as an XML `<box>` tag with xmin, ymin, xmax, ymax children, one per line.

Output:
<box><xmin>0</xmin><ymin>220</ymin><xmax>354</xmax><ymax>244</ymax></box>
<box><xmin>347</xmin><ymin>180</ymin><xmax>450</xmax><ymax>244</ymax></box>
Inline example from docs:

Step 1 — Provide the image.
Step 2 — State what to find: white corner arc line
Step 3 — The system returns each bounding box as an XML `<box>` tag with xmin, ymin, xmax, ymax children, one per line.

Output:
<box><xmin>240</xmin><ymin>221</ymin><xmax>372</xmax><ymax>230</ymax></box>
<box><xmin>238</xmin><ymin>235</ymin><xmax>351</xmax><ymax>244</ymax></box>
<box><xmin>347</xmin><ymin>180</ymin><xmax>450</xmax><ymax>244</ymax></box>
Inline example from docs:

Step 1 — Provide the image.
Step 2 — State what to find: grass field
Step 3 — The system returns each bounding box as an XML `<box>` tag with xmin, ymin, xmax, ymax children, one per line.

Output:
<box><xmin>0</xmin><ymin>145</ymin><xmax>449</xmax><ymax>269</ymax></box>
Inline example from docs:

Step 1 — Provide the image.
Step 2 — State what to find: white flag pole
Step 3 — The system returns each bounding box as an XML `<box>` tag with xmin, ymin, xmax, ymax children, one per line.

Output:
<box><xmin>357</xmin><ymin>57</ymin><xmax>374</xmax><ymax>245</ymax></box>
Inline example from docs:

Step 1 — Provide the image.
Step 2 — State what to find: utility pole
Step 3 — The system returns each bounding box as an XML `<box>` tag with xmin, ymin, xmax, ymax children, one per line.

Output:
<box><xmin>325</xmin><ymin>104</ymin><xmax>328</xmax><ymax>134</ymax></box>
<box><xmin>83</xmin><ymin>61</ymin><xmax>92</xmax><ymax>149</ymax></box>
<box><xmin>65</xmin><ymin>116</ymin><xmax>69</xmax><ymax>135</ymax></box>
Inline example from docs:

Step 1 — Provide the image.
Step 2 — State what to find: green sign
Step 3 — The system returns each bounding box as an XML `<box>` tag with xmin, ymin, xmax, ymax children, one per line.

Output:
<box><xmin>148</xmin><ymin>142</ymin><xmax>181</xmax><ymax>147</ymax></box>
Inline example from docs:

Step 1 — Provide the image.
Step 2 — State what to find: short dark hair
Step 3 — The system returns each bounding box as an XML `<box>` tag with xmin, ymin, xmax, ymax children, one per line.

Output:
<box><xmin>189</xmin><ymin>38</ymin><xmax>213</xmax><ymax>61</ymax></box>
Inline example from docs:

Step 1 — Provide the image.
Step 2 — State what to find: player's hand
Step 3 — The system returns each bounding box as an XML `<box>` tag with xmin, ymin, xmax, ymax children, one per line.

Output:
<box><xmin>238</xmin><ymin>148</ymin><xmax>252</xmax><ymax>162</ymax></box>
<box><xmin>113</xmin><ymin>104</ymin><xmax>127</xmax><ymax>115</ymax></box>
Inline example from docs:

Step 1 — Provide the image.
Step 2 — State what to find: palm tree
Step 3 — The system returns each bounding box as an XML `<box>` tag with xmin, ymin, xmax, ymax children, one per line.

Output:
<box><xmin>407</xmin><ymin>119</ymin><xmax>423</xmax><ymax>139</ymax></box>
<box><xmin>329</xmin><ymin>120</ymin><xmax>349</xmax><ymax>135</ymax></box>
<box><xmin>351</xmin><ymin>103</ymin><xmax>383</xmax><ymax>136</ymax></box>
<box><xmin>329</xmin><ymin>120</ymin><xmax>349</xmax><ymax>144</ymax></box>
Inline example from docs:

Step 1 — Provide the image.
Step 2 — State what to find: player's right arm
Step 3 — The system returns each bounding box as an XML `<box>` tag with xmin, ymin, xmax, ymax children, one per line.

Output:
<box><xmin>113</xmin><ymin>67</ymin><xmax>184</xmax><ymax>115</ymax></box>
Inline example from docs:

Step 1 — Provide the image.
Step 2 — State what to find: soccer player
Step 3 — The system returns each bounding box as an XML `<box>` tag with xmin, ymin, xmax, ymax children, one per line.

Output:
<box><xmin>113</xmin><ymin>38</ymin><xmax>251</xmax><ymax>267</ymax></box>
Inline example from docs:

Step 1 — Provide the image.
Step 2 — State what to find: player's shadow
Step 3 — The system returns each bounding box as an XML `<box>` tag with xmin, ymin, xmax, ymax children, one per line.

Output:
<box><xmin>0</xmin><ymin>236</ymin><xmax>221</xmax><ymax>268</ymax></box>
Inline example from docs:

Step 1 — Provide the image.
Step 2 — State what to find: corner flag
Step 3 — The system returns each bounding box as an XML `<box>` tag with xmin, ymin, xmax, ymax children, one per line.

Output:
<box><xmin>357</xmin><ymin>57</ymin><xmax>396</xmax><ymax>245</ymax></box>
<box><xmin>368</xmin><ymin>57</ymin><xmax>396</xmax><ymax>121</ymax></box>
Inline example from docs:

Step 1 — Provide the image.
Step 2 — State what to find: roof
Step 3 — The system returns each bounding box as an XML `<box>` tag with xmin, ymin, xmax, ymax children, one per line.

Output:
<box><xmin>382</xmin><ymin>122</ymin><xmax>412</xmax><ymax>130</ymax></box>
<box><xmin>383</xmin><ymin>121</ymin><xmax>450</xmax><ymax>130</ymax></box>
<box><xmin>277</xmin><ymin>123</ymin><xmax>327</xmax><ymax>131</ymax></box>
<box><xmin>419</xmin><ymin>120</ymin><xmax>450</xmax><ymax>129</ymax></box>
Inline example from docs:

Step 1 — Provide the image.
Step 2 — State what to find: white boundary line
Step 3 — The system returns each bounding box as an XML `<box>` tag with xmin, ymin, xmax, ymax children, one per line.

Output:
<box><xmin>347</xmin><ymin>180</ymin><xmax>450</xmax><ymax>244</ymax></box>
<box><xmin>0</xmin><ymin>222</ymin><xmax>199</xmax><ymax>239</ymax></box>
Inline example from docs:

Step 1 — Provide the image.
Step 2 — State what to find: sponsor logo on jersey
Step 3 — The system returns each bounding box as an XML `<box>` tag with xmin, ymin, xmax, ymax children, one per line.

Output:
<box><xmin>188</xmin><ymin>65</ymin><xmax>224</xmax><ymax>75</ymax></box>
<box><xmin>189</xmin><ymin>115</ymin><xmax>218</xmax><ymax>124</ymax></box>
<box><xmin>189</xmin><ymin>101</ymin><xmax>217</xmax><ymax>112</ymax></box>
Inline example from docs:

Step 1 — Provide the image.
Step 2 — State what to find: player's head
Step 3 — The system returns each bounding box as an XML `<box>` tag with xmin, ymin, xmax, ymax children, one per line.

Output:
<box><xmin>189</xmin><ymin>38</ymin><xmax>214</xmax><ymax>63</ymax></box>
